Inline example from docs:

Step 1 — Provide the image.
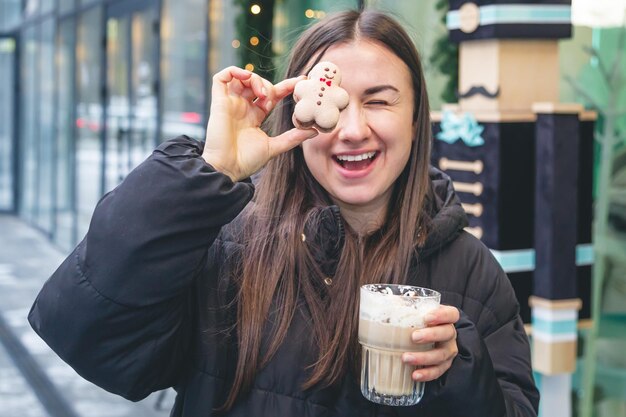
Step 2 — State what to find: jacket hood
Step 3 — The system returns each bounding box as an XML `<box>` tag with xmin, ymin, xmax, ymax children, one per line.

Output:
<box><xmin>420</xmin><ymin>166</ymin><xmax>469</xmax><ymax>259</ymax></box>
<box><xmin>303</xmin><ymin>166</ymin><xmax>468</xmax><ymax>275</ymax></box>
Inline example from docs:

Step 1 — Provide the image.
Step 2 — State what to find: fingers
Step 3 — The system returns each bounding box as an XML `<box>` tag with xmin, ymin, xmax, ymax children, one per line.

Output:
<box><xmin>274</xmin><ymin>75</ymin><xmax>307</xmax><ymax>100</ymax></box>
<box><xmin>268</xmin><ymin>128</ymin><xmax>318</xmax><ymax>157</ymax></box>
<box><xmin>402</xmin><ymin>339</ymin><xmax>458</xmax><ymax>367</ymax></box>
<box><xmin>402</xmin><ymin>338</ymin><xmax>459</xmax><ymax>382</ymax></box>
<box><xmin>212</xmin><ymin>67</ymin><xmax>306</xmax><ymax>116</ymax></box>
<box><xmin>250</xmin><ymin>78</ymin><xmax>274</xmax><ymax>113</ymax></box>
<box><xmin>411</xmin><ymin>323</ymin><xmax>456</xmax><ymax>344</ymax></box>
<box><xmin>212</xmin><ymin>66</ymin><xmax>253</xmax><ymax>97</ymax></box>
<box><xmin>253</xmin><ymin>75</ymin><xmax>304</xmax><ymax>113</ymax></box>
<box><xmin>400</xmin><ymin>307</ymin><xmax>460</xmax><ymax>383</ymax></box>
<box><xmin>212</xmin><ymin>67</ymin><xmax>268</xmax><ymax>105</ymax></box>
<box><xmin>411</xmin><ymin>359</ymin><xmax>455</xmax><ymax>382</ymax></box>
<box><xmin>423</xmin><ymin>305</ymin><xmax>460</xmax><ymax>327</ymax></box>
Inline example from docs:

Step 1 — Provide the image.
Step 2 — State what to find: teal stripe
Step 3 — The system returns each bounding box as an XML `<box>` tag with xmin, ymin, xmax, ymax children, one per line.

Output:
<box><xmin>492</xmin><ymin>244</ymin><xmax>594</xmax><ymax>273</ymax></box>
<box><xmin>447</xmin><ymin>5</ymin><xmax>570</xmax><ymax>29</ymax></box>
<box><xmin>532</xmin><ymin>317</ymin><xmax>577</xmax><ymax>335</ymax></box>
<box><xmin>481</xmin><ymin>5</ymin><xmax>571</xmax><ymax>25</ymax></box>
<box><xmin>491</xmin><ymin>249</ymin><xmax>535</xmax><ymax>273</ymax></box>
<box><xmin>576</xmin><ymin>244</ymin><xmax>594</xmax><ymax>265</ymax></box>
<box><xmin>446</xmin><ymin>12</ymin><xmax>459</xmax><ymax>29</ymax></box>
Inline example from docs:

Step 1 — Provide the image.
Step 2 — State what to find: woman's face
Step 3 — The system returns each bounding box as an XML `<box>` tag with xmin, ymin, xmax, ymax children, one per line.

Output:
<box><xmin>301</xmin><ymin>40</ymin><xmax>415</xmax><ymax>217</ymax></box>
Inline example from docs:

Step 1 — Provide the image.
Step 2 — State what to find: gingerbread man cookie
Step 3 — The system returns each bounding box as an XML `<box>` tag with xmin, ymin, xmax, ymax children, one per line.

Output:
<box><xmin>292</xmin><ymin>61</ymin><xmax>349</xmax><ymax>133</ymax></box>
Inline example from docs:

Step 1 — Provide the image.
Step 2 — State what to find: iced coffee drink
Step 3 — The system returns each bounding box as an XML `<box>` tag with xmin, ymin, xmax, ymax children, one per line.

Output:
<box><xmin>358</xmin><ymin>284</ymin><xmax>441</xmax><ymax>406</ymax></box>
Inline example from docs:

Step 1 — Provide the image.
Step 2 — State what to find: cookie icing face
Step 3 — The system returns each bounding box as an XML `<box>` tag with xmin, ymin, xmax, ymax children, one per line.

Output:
<box><xmin>309</xmin><ymin>61</ymin><xmax>342</xmax><ymax>86</ymax></box>
<box><xmin>292</xmin><ymin>61</ymin><xmax>349</xmax><ymax>132</ymax></box>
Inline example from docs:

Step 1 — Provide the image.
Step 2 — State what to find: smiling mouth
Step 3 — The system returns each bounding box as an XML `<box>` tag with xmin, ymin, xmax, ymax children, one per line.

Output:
<box><xmin>325</xmin><ymin>74</ymin><xmax>335</xmax><ymax>79</ymax></box>
<box><xmin>333</xmin><ymin>151</ymin><xmax>379</xmax><ymax>171</ymax></box>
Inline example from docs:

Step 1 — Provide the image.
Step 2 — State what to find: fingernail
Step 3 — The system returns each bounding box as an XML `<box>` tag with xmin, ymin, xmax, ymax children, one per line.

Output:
<box><xmin>265</xmin><ymin>100</ymin><xmax>273</xmax><ymax>111</ymax></box>
<box><xmin>424</xmin><ymin>314</ymin><xmax>436</xmax><ymax>323</ymax></box>
<box><xmin>413</xmin><ymin>372</ymin><xmax>423</xmax><ymax>381</ymax></box>
<box><xmin>402</xmin><ymin>354</ymin><xmax>415</xmax><ymax>363</ymax></box>
<box><xmin>261</xmin><ymin>87</ymin><xmax>268</xmax><ymax>97</ymax></box>
<box><xmin>412</xmin><ymin>331</ymin><xmax>423</xmax><ymax>342</ymax></box>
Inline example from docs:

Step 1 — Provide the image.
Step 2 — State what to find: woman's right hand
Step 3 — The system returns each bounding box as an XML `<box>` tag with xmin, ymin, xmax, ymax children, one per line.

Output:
<box><xmin>202</xmin><ymin>66</ymin><xmax>318</xmax><ymax>182</ymax></box>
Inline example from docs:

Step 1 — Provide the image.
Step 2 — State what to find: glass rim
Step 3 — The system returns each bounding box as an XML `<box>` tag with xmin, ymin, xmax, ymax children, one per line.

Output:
<box><xmin>360</xmin><ymin>284</ymin><xmax>441</xmax><ymax>299</ymax></box>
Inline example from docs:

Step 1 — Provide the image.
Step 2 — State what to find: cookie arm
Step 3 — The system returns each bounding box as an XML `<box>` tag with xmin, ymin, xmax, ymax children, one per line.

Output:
<box><xmin>332</xmin><ymin>87</ymin><xmax>349</xmax><ymax>110</ymax></box>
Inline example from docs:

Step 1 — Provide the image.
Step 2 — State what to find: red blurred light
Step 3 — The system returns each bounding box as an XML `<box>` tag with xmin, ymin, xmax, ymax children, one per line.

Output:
<box><xmin>181</xmin><ymin>112</ymin><xmax>202</xmax><ymax>124</ymax></box>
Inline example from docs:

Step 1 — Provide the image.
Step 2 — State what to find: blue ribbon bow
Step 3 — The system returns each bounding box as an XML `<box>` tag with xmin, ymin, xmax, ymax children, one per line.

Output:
<box><xmin>436</xmin><ymin>110</ymin><xmax>485</xmax><ymax>147</ymax></box>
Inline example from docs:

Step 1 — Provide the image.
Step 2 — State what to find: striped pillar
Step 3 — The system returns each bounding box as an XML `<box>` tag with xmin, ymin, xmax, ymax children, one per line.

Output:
<box><xmin>530</xmin><ymin>296</ymin><xmax>581</xmax><ymax>374</ymax></box>
<box><xmin>529</xmin><ymin>296</ymin><xmax>582</xmax><ymax>417</ymax></box>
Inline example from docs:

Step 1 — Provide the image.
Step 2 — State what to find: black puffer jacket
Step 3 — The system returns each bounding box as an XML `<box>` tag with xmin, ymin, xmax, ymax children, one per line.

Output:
<box><xmin>29</xmin><ymin>136</ymin><xmax>539</xmax><ymax>417</ymax></box>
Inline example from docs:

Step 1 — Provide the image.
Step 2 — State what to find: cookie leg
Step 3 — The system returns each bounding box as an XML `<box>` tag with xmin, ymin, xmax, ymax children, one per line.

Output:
<box><xmin>314</xmin><ymin>107</ymin><xmax>340</xmax><ymax>132</ymax></box>
<box><xmin>292</xmin><ymin>114</ymin><xmax>316</xmax><ymax>130</ymax></box>
<box><xmin>293</xmin><ymin>100</ymin><xmax>316</xmax><ymax>129</ymax></box>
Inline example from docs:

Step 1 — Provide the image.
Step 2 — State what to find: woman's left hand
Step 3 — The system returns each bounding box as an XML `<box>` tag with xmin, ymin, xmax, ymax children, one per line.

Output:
<box><xmin>402</xmin><ymin>305</ymin><xmax>460</xmax><ymax>382</ymax></box>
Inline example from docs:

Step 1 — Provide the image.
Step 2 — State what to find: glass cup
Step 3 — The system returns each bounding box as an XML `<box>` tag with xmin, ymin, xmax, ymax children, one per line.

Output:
<box><xmin>358</xmin><ymin>284</ymin><xmax>441</xmax><ymax>406</ymax></box>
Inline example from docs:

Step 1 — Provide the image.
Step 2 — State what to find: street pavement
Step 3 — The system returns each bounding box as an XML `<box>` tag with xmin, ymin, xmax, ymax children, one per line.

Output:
<box><xmin>0</xmin><ymin>214</ymin><xmax>172</xmax><ymax>417</ymax></box>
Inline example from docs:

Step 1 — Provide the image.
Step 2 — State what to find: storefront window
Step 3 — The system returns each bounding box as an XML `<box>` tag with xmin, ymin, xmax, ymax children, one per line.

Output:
<box><xmin>0</xmin><ymin>0</ymin><xmax>21</xmax><ymax>30</ymax></box>
<box><xmin>78</xmin><ymin>0</ymin><xmax>97</xmax><ymax>7</ymax></box>
<box><xmin>104</xmin><ymin>2</ymin><xmax>160</xmax><ymax>192</ymax></box>
<box><xmin>23</xmin><ymin>0</ymin><xmax>40</xmax><ymax>18</ymax></box>
<box><xmin>161</xmin><ymin>0</ymin><xmax>207</xmax><ymax>141</ymax></box>
<box><xmin>37</xmin><ymin>17</ymin><xmax>55</xmax><ymax>233</ymax></box>
<box><xmin>19</xmin><ymin>25</ymin><xmax>39</xmax><ymax>223</ymax></box>
<box><xmin>41</xmin><ymin>0</ymin><xmax>54</xmax><ymax>14</ymax></box>
<box><xmin>76</xmin><ymin>7</ymin><xmax>103</xmax><ymax>240</ymax></box>
<box><xmin>206</xmin><ymin>0</ymin><xmax>240</xmax><ymax>126</ymax></box>
<box><xmin>59</xmin><ymin>0</ymin><xmax>75</xmax><ymax>14</ymax></box>
<box><xmin>0</xmin><ymin>38</ymin><xmax>16</xmax><ymax>211</ymax></box>
<box><xmin>55</xmin><ymin>18</ymin><xmax>76</xmax><ymax>250</ymax></box>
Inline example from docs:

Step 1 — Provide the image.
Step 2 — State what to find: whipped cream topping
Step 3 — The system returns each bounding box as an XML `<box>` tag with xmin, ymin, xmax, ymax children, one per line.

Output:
<box><xmin>360</xmin><ymin>285</ymin><xmax>440</xmax><ymax>328</ymax></box>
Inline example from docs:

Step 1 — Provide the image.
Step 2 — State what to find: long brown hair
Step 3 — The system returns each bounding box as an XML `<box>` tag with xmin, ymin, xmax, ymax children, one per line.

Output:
<box><xmin>221</xmin><ymin>9</ymin><xmax>433</xmax><ymax>410</ymax></box>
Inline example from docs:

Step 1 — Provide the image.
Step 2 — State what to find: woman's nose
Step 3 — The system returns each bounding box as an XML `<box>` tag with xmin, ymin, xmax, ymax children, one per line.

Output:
<box><xmin>336</xmin><ymin>103</ymin><xmax>370</xmax><ymax>142</ymax></box>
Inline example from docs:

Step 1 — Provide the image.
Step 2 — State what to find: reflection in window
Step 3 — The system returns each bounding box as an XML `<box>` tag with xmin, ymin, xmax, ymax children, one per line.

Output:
<box><xmin>161</xmin><ymin>0</ymin><xmax>206</xmax><ymax>141</ymax></box>
<box><xmin>56</xmin><ymin>18</ymin><xmax>76</xmax><ymax>250</ymax></box>
<box><xmin>59</xmin><ymin>0</ymin><xmax>74</xmax><ymax>14</ymax></box>
<box><xmin>104</xmin><ymin>5</ymin><xmax>160</xmax><ymax>193</ymax></box>
<box><xmin>37</xmin><ymin>18</ymin><xmax>55</xmax><ymax>233</ymax></box>
<box><xmin>76</xmin><ymin>7</ymin><xmax>103</xmax><ymax>240</ymax></box>
<box><xmin>24</xmin><ymin>0</ymin><xmax>40</xmax><ymax>17</ymax></box>
<box><xmin>19</xmin><ymin>25</ymin><xmax>39</xmax><ymax>223</ymax></box>
<box><xmin>41</xmin><ymin>0</ymin><xmax>54</xmax><ymax>14</ymax></box>
<box><xmin>0</xmin><ymin>38</ymin><xmax>16</xmax><ymax>211</ymax></box>
<box><xmin>105</xmin><ymin>14</ymin><xmax>130</xmax><ymax>192</ymax></box>
<box><xmin>206</xmin><ymin>0</ymin><xmax>240</xmax><ymax>128</ymax></box>
<box><xmin>0</xmin><ymin>0</ymin><xmax>21</xmax><ymax>30</ymax></box>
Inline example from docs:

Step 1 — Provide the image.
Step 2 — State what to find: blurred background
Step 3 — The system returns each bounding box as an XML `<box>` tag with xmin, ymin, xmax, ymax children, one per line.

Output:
<box><xmin>0</xmin><ymin>0</ymin><xmax>624</xmax><ymax>416</ymax></box>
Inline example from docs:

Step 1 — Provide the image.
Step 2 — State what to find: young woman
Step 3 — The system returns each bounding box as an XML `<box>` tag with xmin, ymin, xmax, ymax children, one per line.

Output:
<box><xmin>29</xmin><ymin>9</ymin><xmax>539</xmax><ymax>417</ymax></box>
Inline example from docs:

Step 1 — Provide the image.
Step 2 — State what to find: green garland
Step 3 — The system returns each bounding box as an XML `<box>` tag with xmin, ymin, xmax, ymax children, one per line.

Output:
<box><xmin>429</xmin><ymin>0</ymin><xmax>458</xmax><ymax>104</ymax></box>
<box><xmin>234</xmin><ymin>0</ymin><xmax>276</xmax><ymax>81</ymax></box>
